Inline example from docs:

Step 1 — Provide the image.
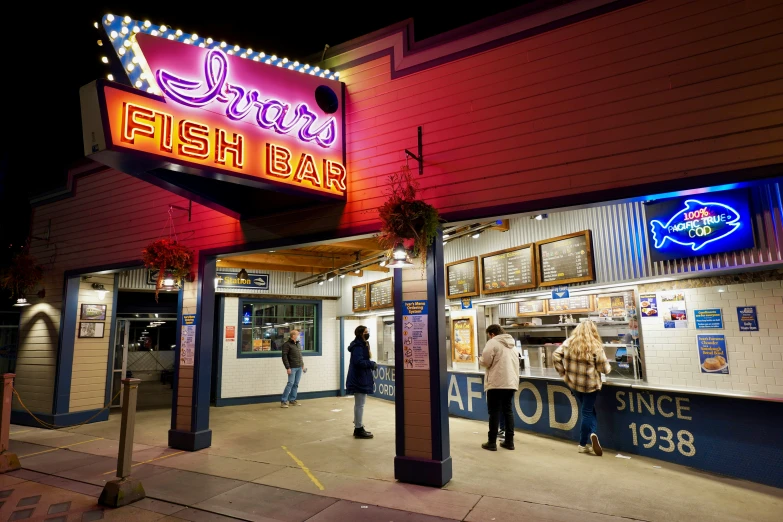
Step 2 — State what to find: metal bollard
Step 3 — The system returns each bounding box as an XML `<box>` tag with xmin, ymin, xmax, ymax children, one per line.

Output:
<box><xmin>0</xmin><ymin>374</ymin><xmax>21</xmax><ymax>473</ymax></box>
<box><xmin>99</xmin><ymin>378</ymin><xmax>146</xmax><ymax>507</ymax></box>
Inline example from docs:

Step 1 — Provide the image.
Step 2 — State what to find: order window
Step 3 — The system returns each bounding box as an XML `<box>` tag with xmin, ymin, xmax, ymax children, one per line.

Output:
<box><xmin>239</xmin><ymin>301</ymin><xmax>318</xmax><ymax>354</ymax></box>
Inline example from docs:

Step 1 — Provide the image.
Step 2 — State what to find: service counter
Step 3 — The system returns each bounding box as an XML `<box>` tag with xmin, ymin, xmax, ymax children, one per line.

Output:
<box><xmin>372</xmin><ymin>363</ymin><xmax>783</xmax><ymax>489</ymax></box>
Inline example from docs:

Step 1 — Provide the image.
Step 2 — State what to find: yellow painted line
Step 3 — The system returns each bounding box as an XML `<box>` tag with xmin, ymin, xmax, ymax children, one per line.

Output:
<box><xmin>281</xmin><ymin>445</ymin><xmax>324</xmax><ymax>491</ymax></box>
<box><xmin>19</xmin><ymin>437</ymin><xmax>104</xmax><ymax>458</ymax></box>
<box><xmin>102</xmin><ymin>450</ymin><xmax>185</xmax><ymax>475</ymax></box>
<box><xmin>9</xmin><ymin>429</ymin><xmax>34</xmax><ymax>436</ymax></box>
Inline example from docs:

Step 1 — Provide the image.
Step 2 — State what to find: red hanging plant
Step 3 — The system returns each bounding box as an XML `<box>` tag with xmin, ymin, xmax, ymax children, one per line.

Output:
<box><xmin>377</xmin><ymin>165</ymin><xmax>441</xmax><ymax>267</ymax></box>
<box><xmin>142</xmin><ymin>238</ymin><xmax>194</xmax><ymax>301</ymax></box>
<box><xmin>0</xmin><ymin>252</ymin><xmax>44</xmax><ymax>300</ymax></box>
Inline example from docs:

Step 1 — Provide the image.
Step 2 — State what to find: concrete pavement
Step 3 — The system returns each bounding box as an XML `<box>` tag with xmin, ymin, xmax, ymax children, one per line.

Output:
<box><xmin>6</xmin><ymin>396</ymin><xmax>783</xmax><ymax>521</ymax></box>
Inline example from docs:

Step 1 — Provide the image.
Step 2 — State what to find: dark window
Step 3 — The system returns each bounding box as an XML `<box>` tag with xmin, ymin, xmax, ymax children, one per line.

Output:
<box><xmin>238</xmin><ymin>300</ymin><xmax>320</xmax><ymax>356</ymax></box>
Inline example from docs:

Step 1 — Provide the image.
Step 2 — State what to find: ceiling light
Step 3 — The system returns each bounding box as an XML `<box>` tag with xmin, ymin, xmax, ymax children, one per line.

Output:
<box><xmin>339</xmin><ymin>274</ymin><xmax>346</xmax><ymax>279</ymax></box>
<box><xmin>354</xmin><ymin>269</ymin><xmax>361</xmax><ymax>274</ymax></box>
<box><xmin>387</xmin><ymin>256</ymin><xmax>414</xmax><ymax>268</ymax></box>
<box><xmin>472</xmin><ymin>231</ymin><xmax>481</xmax><ymax>239</ymax></box>
<box><xmin>533</xmin><ymin>214</ymin><xmax>548</xmax><ymax>220</ymax></box>
<box><xmin>443</xmin><ymin>234</ymin><xmax>451</xmax><ymax>239</ymax></box>
<box><xmin>328</xmin><ymin>274</ymin><xmax>335</xmax><ymax>282</ymax></box>
<box><xmin>379</xmin><ymin>260</ymin><xmax>386</xmax><ymax>267</ymax></box>
<box><xmin>162</xmin><ymin>276</ymin><xmax>175</xmax><ymax>286</ymax></box>
<box><xmin>318</xmin><ymin>280</ymin><xmax>324</xmax><ymax>286</ymax></box>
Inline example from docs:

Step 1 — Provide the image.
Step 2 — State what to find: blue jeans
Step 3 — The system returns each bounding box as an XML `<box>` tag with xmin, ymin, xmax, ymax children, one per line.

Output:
<box><xmin>573</xmin><ymin>391</ymin><xmax>598</xmax><ymax>446</ymax></box>
<box><xmin>354</xmin><ymin>393</ymin><xmax>367</xmax><ymax>428</ymax></box>
<box><xmin>282</xmin><ymin>368</ymin><xmax>302</xmax><ymax>403</ymax></box>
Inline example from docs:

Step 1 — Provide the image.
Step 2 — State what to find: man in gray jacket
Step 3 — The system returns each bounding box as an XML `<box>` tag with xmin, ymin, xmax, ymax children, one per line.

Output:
<box><xmin>281</xmin><ymin>330</ymin><xmax>305</xmax><ymax>407</ymax></box>
<box><xmin>479</xmin><ymin>325</ymin><xmax>520</xmax><ymax>451</ymax></box>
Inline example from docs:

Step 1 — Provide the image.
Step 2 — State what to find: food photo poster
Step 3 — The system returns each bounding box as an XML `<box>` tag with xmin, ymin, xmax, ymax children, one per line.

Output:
<box><xmin>697</xmin><ymin>334</ymin><xmax>729</xmax><ymax>374</ymax></box>
<box><xmin>640</xmin><ymin>293</ymin><xmax>659</xmax><ymax>320</ymax></box>
<box><xmin>660</xmin><ymin>292</ymin><xmax>688</xmax><ymax>329</ymax></box>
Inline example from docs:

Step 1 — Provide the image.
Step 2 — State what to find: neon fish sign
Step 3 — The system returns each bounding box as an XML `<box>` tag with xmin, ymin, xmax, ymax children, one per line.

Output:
<box><xmin>156</xmin><ymin>49</ymin><xmax>337</xmax><ymax>148</ymax></box>
<box><xmin>650</xmin><ymin>199</ymin><xmax>741</xmax><ymax>251</ymax></box>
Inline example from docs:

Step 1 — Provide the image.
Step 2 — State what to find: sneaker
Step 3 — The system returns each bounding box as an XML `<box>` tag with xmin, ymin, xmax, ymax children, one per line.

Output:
<box><xmin>353</xmin><ymin>427</ymin><xmax>374</xmax><ymax>439</ymax></box>
<box><xmin>481</xmin><ymin>442</ymin><xmax>497</xmax><ymax>451</ymax></box>
<box><xmin>281</xmin><ymin>402</ymin><xmax>289</xmax><ymax>408</ymax></box>
<box><xmin>578</xmin><ymin>445</ymin><xmax>593</xmax><ymax>454</ymax></box>
<box><xmin>590</xmin><ymin>433</ymin><xmax>603</xmax><ymax>456</ymax></box>
<box><xmin>498</xmin><ymin>430</ymin><xmax>506</xmax><ymax>441</ymax></box>
<box><xmin>290</xmin><ymin>400</ymin><xmax>301</xmax><ymax>406</ymax></box>
<box><xmin>499</xmin><ymin>441</ymin><xmax>515</xmax><ymax>450</ymax></box>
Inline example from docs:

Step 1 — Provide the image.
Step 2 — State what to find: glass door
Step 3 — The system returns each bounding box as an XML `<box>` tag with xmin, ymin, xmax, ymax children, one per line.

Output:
<box><xmin>111</xmin><ymin>319</ymin><xmax>130</xmax><ymax>407</ymax></box>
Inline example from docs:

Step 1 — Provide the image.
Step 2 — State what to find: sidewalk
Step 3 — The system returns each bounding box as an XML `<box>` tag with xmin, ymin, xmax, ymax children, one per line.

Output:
<box><xmin>6</xmin><ymin>396</ymin><xmax>783</xmax><ymax>521</ymax></box>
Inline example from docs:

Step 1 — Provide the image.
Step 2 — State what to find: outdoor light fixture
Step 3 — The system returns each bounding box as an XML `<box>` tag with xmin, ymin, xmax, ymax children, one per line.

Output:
<box><xmin>533</xmin><ymin>214</ymin><xmax>548</xmax><ymax>220</ymax></box>
<box><xmin>318</xmin><ymin>280</ymin><xmax>324</xmax><ymax>286</ymax></box>
<box><xmin>328</xmin><ymin>274</ymin><xmax>335</xmax><ymax>282</ymax></box>
<box><xmin>392</xmin><ymin>244</ymin><xmax>408</xmax><ymax>260</ymax></box>
<box><xmin>379</xmin><ymin>260</ymin><xmax>387</xmax><ymax>267</ymax></box>
<box><xmin>13</xmin><ymin>297</ymin><xmax>30</xmax><ymax>307</ymax></box>
<box><xmin>472</xmin><ymin>231</ymin><xmax>482</xmax><ymax>239</ymax></box>
<box><xmin>92</xmin><ymin>283</ymin><xmax>108</xmax><ymax>300</ymax></box>
<box><xmin>237</xmin><ymin>268</ymin><xmax>249</xmax><ymax>280</ymax></box>
<box><xmin>339</xmin><ymin>274</ymin><xmax>346</xmax><ymax>279</ymax></box>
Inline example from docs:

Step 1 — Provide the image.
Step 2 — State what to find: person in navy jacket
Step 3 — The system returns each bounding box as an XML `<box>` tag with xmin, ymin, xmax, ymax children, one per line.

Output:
<box><xmin>346</xmin><ymin>325</ymin><xmax>377</xmax><ymax>439</ymax></box>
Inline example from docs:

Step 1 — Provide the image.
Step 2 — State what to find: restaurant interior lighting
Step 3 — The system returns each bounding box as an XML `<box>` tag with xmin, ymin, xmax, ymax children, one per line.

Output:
<box><xmin>328</xmin><ymin>274</ymin><xmax>335</xmax><ymax>282</ymax></box>
<box><xmin>379</xmin><ymin>260</ymin><xmax>387</xmax><ymax>267</ymax></box>
<box><xmin>471</xmin><ymin>231</ymin><xmax>481</xmax><ymax>239</ymax></box>
<box><xmin>92</xmin><ymin>283</ymin><xmax>108</xmax><ymax>300</ymax></box>
<box><xmin>339</xmin><ymin>274</ymin><xmax>346</xmax><ymax>278</ymax></box>
<box><xmin>534</xmin><ymin>214</ymin><xmax>548</xmax><ymax>220</ymax></box>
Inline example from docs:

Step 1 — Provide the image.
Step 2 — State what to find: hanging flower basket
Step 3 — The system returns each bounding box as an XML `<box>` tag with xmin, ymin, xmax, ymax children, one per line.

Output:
<box><xmin>142</xmin><ymin>238</ymin><xmax>194</xmax><ymax>301</ymax></box>
<box><xmin>377</xmin><ymin>165</ymin><xmax>441</xmax><ymax>266</ymax></box>
<box><xmin>0</xmin><ymin>252</ymin><xmax>44</xmax><ymax>301</ymax></box>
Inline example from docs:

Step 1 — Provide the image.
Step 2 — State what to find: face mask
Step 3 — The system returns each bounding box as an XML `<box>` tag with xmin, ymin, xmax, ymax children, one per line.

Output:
<box><xmin>363</xmin><ymin>332</ymin><xmax>370</xmax><ymax>340</ymax></box>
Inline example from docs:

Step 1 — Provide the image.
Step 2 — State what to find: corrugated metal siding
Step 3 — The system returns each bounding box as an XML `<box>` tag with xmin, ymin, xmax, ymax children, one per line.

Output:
<box><xmin>337</xmin><ymin>271</ymin><xmax>392</xmax><ymax>316</ymax></box>
<box><xmin>445</xmin><ymin>182</ymin><xmax>783</xmax><ymax>301</ymax></box>
<box><xmin>118</xmin><ymin>269</ymin><xmax>156</xmax><ymax>291</ymax></box>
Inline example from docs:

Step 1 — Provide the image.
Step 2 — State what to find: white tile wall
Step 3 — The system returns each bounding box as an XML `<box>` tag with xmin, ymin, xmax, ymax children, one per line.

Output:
<box><xmin>220</xmin><ymin>297</ymin><xmax>341</xmax><ymax>399</ymax></box>
<box><xmin>642</xmin><ymin>280</ymin><xmax>783</xmax><ymax>395</ymax></box>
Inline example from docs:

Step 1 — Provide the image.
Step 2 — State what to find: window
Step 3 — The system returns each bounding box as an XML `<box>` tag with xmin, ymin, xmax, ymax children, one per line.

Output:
<box><xmin>238</xmin><ymin>299</ymin><xmax>320</xmax><ymax>357</ymax></box>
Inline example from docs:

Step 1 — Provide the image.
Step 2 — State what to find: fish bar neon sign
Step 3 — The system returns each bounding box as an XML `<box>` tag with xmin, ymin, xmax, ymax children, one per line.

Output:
<box><xmin>645</xmin><ymin>190</ymin><xmax>755</xmax><ymax>262</ymax></box>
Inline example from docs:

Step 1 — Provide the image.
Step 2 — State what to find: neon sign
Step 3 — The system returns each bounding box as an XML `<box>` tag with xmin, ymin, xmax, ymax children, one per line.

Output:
<box><xmin>645</xmin><ymin>190</ymin><xmax>755</xmax><ymax>262</ymax></box>
<box><xmin>85</xmin><ymin>17</ymin><xmax>347</xmax><ymax>200</ymax></box>
<box><xmin>156</xmin><ymin>49</ymin><xmax>337</xmax><ymax>148</ymax></box>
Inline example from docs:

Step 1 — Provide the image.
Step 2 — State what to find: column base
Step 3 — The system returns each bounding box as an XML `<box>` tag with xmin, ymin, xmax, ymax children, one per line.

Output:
<box><xmin>0</xmin><ymin>452</ymin><xmax>21</xmax><ymax>473</ymax></box>
<box><xmin>99</xmin><ymin>477</ymin><xmax>145</xmax><ymax>507</ymax></box>
<box><xmin>168</xmin><ymin>429</ymin><xmax>212</xmax><ymax>451</ymax></box>
<box><xmin>394</xmin><ymin>455</ymin><xmax>452</xmax><ymax>487</ymax></box>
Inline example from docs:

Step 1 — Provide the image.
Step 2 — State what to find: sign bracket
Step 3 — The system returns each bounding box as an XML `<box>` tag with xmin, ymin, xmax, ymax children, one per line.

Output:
<box><xmin>169</xmin><ymin>201</ymin><xmax>192</xmax><ymax>222</ymax></box>
<box><xmin>404</xmin><ymin>126</ymin><xmax>423</xmax><ymax>176</ymax></box>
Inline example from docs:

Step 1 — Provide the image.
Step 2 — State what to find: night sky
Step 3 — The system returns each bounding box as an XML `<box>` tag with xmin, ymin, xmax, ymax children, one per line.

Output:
<box><xmin>0</xmin><ymin>1</ymin><xmax>535</xmax><ymax>269</ymax></box>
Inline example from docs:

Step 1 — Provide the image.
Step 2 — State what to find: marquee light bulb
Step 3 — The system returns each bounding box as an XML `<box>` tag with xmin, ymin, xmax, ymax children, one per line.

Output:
<box><xmin>110</xmin><ymin>30</ymin><xmax>118</xmax><ymax>39</ymax></box>
<box><xmin>123</xmin><ymin>15</ymin><xmax>131</xmax><ymax>24</ymax></box>
<box><xmin>277</xmin><ymin>62</ymin><xmax>283</xmax><ymax>67</ymax></box>
<box><xmin>184</xmin><ymin>39</ymin><xmax>192</xmax><ymax>44</ymax></box>
<box><xmin>132</xmin><ymin>26</ymin><xmax>140</xmax><ymax>33</ymax></box>
<box><xmin>253</xmin><ymin>56</ymin><xmax>259</xmax><ymax>61</ymax></box>
<box><xmin>324</xmin><ymin>69</ymin><xmax>330</xmax><ymax>74</ymax></box>
<box><xmin>335</xmin><ymin>72</ymin><xmax>340</xmax><ymax>77</ymax></box>
<box><xmin>147</xmin><ymin>87</ymin><xmax>155</xmax><ymax>93</ymax></box>
<box><xmin>260</xmin><ymin>52</ymin><xmax>265</xmax><ymax>57</ymax></box>
<box><xmin>123</xmin><ymin>40</ymin><xmax>131</xmax><ymax>47</ymax></box>
<box><xmin>282</xmin><ymin>57</ymin><xmax>289</xmax><ymax>63</ymax></box>
<box><xmin>314</xmin><ymin>66</ymin><xmax>320</xmax><ymax>72</ymax></box>
<box><xmin>135</xmin><ymin>80</ymin><xmax>142</xmax><ymax>88</ymax></box>
<box><xmin>220</xmin><ymin>41</ymin><xmax>226</xmax><ymax>48</ymax></box>
<box><xmin>175</xmin><ymin>29</ymin><xmax>183</xmax><ymax>36</ymax></box>
<box><xmin>288</xmin><ymin>65</ymin><xmax>294</xmax><ymax>70</ymax></box>
<box><xmin>160</xmin><ymin>25</ymin><xmax>167</xmax><ymax>32</ymax></box>
<box><xmin>144</xmin><ymin>20</ymin><xmax>151</xmax><ymax>27</ymax></box>
<box><xmin>107</xmin><ymin>74</ymin><xmax>114</xmax><ymax>81</ymax></box>
<box><xmin>101</xmin><ymin>56</ymin><xmax>108</xmax><ymax>63</ymax></box>
<box><xmin>167</xmin><ymin>34</ymin><xmax>175</xmax><ymax>40</ymax></box>
<box><xmin>106</xmin><ymin>14</ymin><xmax>115</xmax><ymax>23</ymax></box>
<box><xmin>233</xmin><ymin>44</ymin><xmax>240</xmax><ymax>52</ymax></box>
<box><xmin>151</xmin><ymin>30</ymin><xmax>158</xmax><ymax>36</ymax></box>
<box><xmin>191</xmin><ymin>33</ymin><xmax>198</xmax><ymax>40</ymax></box>
<box><xmin>97</xmin><ymin>40</ymin><xmax>103</xmax><ymax>46</ymax></box>
<box><xmin>121</xmin><ymin>26</ymin><xmax>128</xmax><ymax>35</ymax></box>
<box><xmin>118</xmin><ymin>47</ymin><xmax>126</xmax><ymax>55</ymax></box>
<box><xmin>247</xmin><ymin>48</ymin><xmax>253</xmax><ymax>54</ymax></box>
<box><xmin>131</xmin><ymin>56</ymin><xmax>139</xmax><ymax>64</ymax></box>
<box><xmin>93</xmin><ymin>21</ymin><xmax>99</xmax><ymax>29</ymax></box>
<box><xmin>199</xmin><ymin>43</ymin><xmax>205</xmax><ymax>48</ymax></box>
<box><xmin>127</xmin><ymin>63</ymin><xmax>134</xmax><ymax>71</ymax></box>
<box><xmin>227</xmin><ymin>50</ymin><xmax>234</xmax><ymax>55</ymax></box>
<box><xmin>207</xmin><ymin>37</ymin><xmax>213</xmax><ymax>44</ymax></box>
<box><xmin>271</xmin><ymin>54</ymin><xmax>277</xmax><ymax>61</ymax></box>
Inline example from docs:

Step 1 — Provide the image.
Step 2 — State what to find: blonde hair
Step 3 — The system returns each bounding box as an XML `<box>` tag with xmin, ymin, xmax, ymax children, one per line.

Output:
<box><xmin>565</xmin><ymin>321</ymin><xmax>604</xmax><ymax>361</ymax></box>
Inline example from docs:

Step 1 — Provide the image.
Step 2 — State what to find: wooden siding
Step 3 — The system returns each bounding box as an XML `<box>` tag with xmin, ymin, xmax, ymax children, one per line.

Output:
<box><xmin>70</xmin><ymin>275</ymin><xmax>114</xmax><ymax>412</ymax></box>
<box><xmin>19</xmin><ymin>0</ymin><xmax>783</xmax><ymax>413</ymax></box>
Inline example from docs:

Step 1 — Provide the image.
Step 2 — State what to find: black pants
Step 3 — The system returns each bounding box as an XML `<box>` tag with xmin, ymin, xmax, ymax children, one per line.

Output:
<box><xmin>487</xmin><ymin>389</ymin><xmax>514</xmax><ymax>443</ymax></box>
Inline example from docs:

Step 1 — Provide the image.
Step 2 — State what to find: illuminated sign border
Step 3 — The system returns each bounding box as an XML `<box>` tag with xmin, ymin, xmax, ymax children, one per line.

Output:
<box><xmin>216</xmin><ymin>271</ymin><xmax>269</xmax><ymax>291</ymax></box>
<box><xmin>645</xmin><ymin>189</ymin><xmax>755</xmax><ymax>263</ymax></box>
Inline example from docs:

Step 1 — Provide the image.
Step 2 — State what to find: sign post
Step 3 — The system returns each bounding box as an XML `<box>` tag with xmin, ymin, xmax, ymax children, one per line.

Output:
<box><xmin>0</xmin><ymin>374</ymin><xmax>20</xmax><ymax>473</ymax></box>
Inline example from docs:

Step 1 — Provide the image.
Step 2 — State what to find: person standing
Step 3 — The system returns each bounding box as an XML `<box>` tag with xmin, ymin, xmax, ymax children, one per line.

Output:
<box><xmin>346</xmin><ymin>325</ymin><xmax>376</xmax><ymax>439</ymax></box>
<box><xmin>281</xmin><ymin>330</ymin><xmax>305</xmax><ymax>408</ymax></box>
<box><xmin>553</xmin><ymin>321</ymin><xmax>612</xmax><ymax>456</ymax></box>
<box><xmin>479</xmin><ymin>325</ymin><xmax>520</xmax><ymax>451</ymax></box>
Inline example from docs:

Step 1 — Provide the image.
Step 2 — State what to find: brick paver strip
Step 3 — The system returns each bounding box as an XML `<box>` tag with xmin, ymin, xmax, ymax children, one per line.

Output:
<box><xmin>10</xmin><ymin>508</ymin><xmax>35</xmax><ymax>521</ymax></box>
<box><xmin>81</xmin><ymin>510</ymin><xmax>105</xmax><ymax>522</ymax></box>
<box><xmin>48</xmin><ymin>501</ymin><xmax>71</xmax><ymax>514</ymax></box>
<box><xmin>0</xmin><ymin>489</ymin><xmax>14</xmax><ymax>499</ymax></box>
<box><xmin>17</xmin><ymin>495</ymin><xmax>41</xmax><ymax>507</ymax></box>
<box><xmin>45</xmin><ymin>517</ymin><xmax>67</xmax><ymax>522</ymax></box>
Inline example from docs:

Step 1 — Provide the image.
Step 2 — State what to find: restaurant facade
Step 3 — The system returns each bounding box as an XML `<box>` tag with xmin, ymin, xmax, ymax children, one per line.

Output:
<box><xmin>14</xmin><ymin>0</ymin><xmax>783</xmax><ymax>489</ymax></box>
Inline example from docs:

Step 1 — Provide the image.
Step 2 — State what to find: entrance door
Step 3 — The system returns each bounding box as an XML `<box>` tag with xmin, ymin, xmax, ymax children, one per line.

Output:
<box><xmin>111</xmin><ymin>319</ymin><xmax>130</xmax><ymax>407</ymax></box>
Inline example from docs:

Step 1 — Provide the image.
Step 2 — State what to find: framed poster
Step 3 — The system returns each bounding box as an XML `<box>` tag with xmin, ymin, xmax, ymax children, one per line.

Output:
<box><xmin>352</xmin><ymin>283</ymin><xmax>369</xmax><ymax>312</ymax></box>
<box><xmin>698</xmin><ymin>335</ymin><xmax>729</xmax><ymax>374</ymax></box>
<box><xmin>80</xmin><ymin>304</ymin><xmax>107</xmax><ymax>321</ymax></box>
<box><xmin>536</xmin><ymin>231</ymin><xmax>595</xmax><ymax>287</ymax></box>
<box><xmin>661</xmin><ymin>292</ymin><xmax>687</xmax><ymax>329</ymax></box>
<box><xmin>78</xmin><ymin>322</ymin><xmax>105</xmax><ymax>338</ymax></box>
<box><xmin>517</xmin><ymin>299</ymin><xmax>548</xmax><ymax>317</ymax></box>
<box><xmin>446</xmin><ymin>258</ymin><xmax>479</xmax><ymax>298</ymax></box>
<box><xmin>451</xmin><ymin>316</ymin><xmax>475</xmax><ymax>363</ymax></box>
<box><xmin>547</xmin><ymin>295</ymin><xmax>594</xmax><ymax>314</ymax></box>
<box><xmin>369</xmin><ymin>277</ymin><xmax>394</xmax><ymax>309</ymax></box>
<box><xmin>480</xmin><ymin>244</ymin><xmax>536</xmax><ymax>294</ymax></box>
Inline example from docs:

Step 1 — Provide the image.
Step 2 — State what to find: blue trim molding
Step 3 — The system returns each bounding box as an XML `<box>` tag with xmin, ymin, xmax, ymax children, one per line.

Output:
<box><xmin>103</xmin><ymin>273</ymin><xmax>120</xmax><ymax>407</ymax></box>
<box><xmin>11</xmin><ymin>408</ymin><xmax>109</xmax><ymax>428</ymax></box>
<box><xmin>393</xmin><ymin>270</ymin><xmax>405</xmax><ymax>458</ymax></box>
<box><xmin>53</xmin><ymin>276</ymin><xmax>80</xmax><ymax>415</ymax></box>
<box><xmin>235</xmin><ymin>298</ymin><xmax>323</xmax><ymax>358</ymax></box>
<box><xmin>170</xmin><ymin>286</ymin><xmax>184</xmax><ymax>430</ymax></box>
<box><xmin>339</xmin><ymin>317</ymin><xmax>345</xmax><ymax>396</ymax></box>
<box><xmin>216</xmin><ymin>389</ymin><xmax>339</xmax><ymax>407</ymax></box>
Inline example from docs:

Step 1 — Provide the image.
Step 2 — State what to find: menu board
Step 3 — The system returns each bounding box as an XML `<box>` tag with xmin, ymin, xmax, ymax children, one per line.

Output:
<box><xmin>352</xmin><ymin>283</ymin><xmax>369</xmax><ymax>312</ymax></box>
<box><xmin>480</xmin><ymin>244</ymin><xmax>536</xmax><ymax>295</ymax></box>
<box><xmin>517</xmin><ymin>300</ymin><xmax>548</xmax><ymax>316</ymax></box>
<box><xmin>370</xmin><ymin>278</ymin><xmax>394</xmax><ymax>309</ymax></box>
<box><xmin>446</xmin><ymin>258</ymin><xmax>479</xmax><ymax>298</ymax></box>
<box><xmin>537</xmin><ymin>231</ymin><xmax>595</xmax><ymax>287</ymax></box>
<box><xmin>547</xmin><ymin>295</ymin><xmax>594</xmax><ymax>313</ymax></box>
